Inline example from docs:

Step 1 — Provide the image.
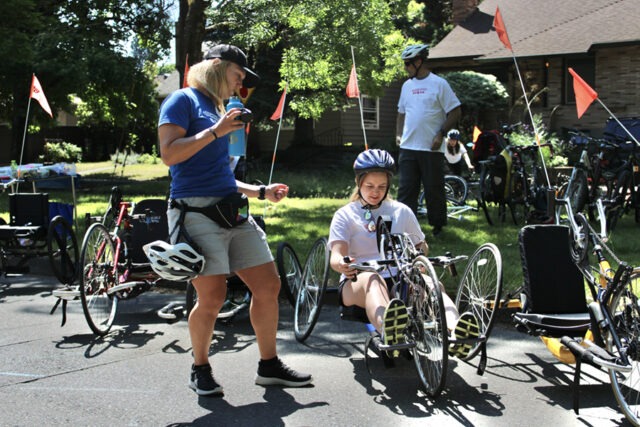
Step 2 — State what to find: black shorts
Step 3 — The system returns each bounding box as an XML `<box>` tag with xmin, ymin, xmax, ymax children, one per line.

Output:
<box><xmin>338</xmin><ymin>275</ymin><xmax>395</xmax><ymax>307</ymax></box>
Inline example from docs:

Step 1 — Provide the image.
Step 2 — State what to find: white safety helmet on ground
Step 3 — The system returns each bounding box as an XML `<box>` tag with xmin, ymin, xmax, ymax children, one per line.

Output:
<box><xmin>143</xmin><ymin>240</ymin><xmax>205</xmax><ymax>281</ymax></box>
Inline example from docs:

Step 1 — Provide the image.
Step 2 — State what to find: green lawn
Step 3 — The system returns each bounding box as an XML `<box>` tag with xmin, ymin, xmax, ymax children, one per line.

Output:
<box><xmin>3</xmin><ymin>161</ymin><xmax>640</xmax><ymax>296</ymax></box>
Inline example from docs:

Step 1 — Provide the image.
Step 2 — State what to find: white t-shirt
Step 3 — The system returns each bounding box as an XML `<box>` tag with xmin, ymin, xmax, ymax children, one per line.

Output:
<box><xmin>328</xmin><ymin>199</ymin><xmax>425</xmax><ymax>279</ymax></box>
<box><xmin>397</xmin><ymin>73</ymin><xmax>461</xmax><ymax>152</ymax></box>
<box><xmin>445</xmin><ymin>143</ymin><xmax>467</xmax><ymax>165</ymax></box>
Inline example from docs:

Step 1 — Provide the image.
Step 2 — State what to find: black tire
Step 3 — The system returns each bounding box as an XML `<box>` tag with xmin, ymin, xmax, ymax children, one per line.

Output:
<box><xmin>455</xmin><ymin>243</ymin><xmax>503</xmax><ymax>361</ymax></box>
<box><xmin>607</xmin><ymin>271</ymin><xmax>640</xmax><ymax>426</ymax></box>
<box><xmin>507</xmin><ymin>169</ymin><xmax>529</xmax><ymax>225</ymax></box>
<box><xmin>408</xmin><ymin>255</ymin><xmax>448</xmax><ymax>397</ymax></box>
<box><xmin>276</xmin><ymin>242</ymin><xmax>303</xmax><ymax>307</ymax></box>
<box><xmin>444</xmin><ymin>175</ymin><xmax>468</xmax><ymax>205</ymax></box>
<box><xmin>569</xmin><ymin>213</ymin><xmax>590</xmax><ymax>266</ymax></box>
<box><xmin>79</xmin><ymin>222</ymin><xmax>117</xmax><ymax>336</ymax></box>
<box><xmin>47</xmin><ymin>215</ymin><xmax>79</xmax><ymax>285</ymax></box>
<box><xmin>565</xmin><ymin>167</ymin><xmax>589</xmax><ymax>214</ymax></box>
<box><xmin>607</xmin><ymin>169</ymin><xmax>631</xmax><ymax>232</ymax></box>
<box><xmin>294</xmin><ymin>237</ymin><xmax>330</xmax><ymax>342</ymax></box>
<box><xmin>186</xmin><ymin>281</ymin><xmax>196</xmax><ymax>318</ymax></box>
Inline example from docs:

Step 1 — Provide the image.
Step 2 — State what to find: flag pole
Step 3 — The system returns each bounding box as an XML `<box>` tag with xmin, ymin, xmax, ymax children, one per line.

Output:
<box><xmin>268</xmin><ymin>82</ymin><xmax>288</xmax><ymax>187</ymax></box>
<box><xmin>509</xmin><ymin>53</ymin><xmax>551</xmax><ymax>187</ymax></box>
<box><xmin>18</xmin><ymin>76</ymin><xmax>35</xmax><ymax>193</ymax></box>
<box><xmin>495</xmin><ymin>6</ymin><xmax>551</xmax><ymax>188</ymax></box>
<box><xmin>350</xmin><ymin>46</ymin><xmax>368</xmax><ymax>151</ymax></box>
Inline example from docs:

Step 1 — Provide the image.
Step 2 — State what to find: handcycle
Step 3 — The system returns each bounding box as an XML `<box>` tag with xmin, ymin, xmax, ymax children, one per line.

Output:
<box><xmin>0</xmin><ymin>179</ymin><xmax>78</xmax><ymax>285</ymax></box>
<box><xmin>417</xmin><ymin>174</ymin><xmax>485</xmax><ymax>222</ymax></box>
<box><xmin>511</xmin><ymin>193</ymin><xmax>640</xmax><ymax>425</ymax></box>
<box><xmin>53</xmin><ymin>186</ymin><xmax>172</xmax><ymax>336</ymax></box>
<box><xmin>278</xmin><ymin>217</ymin><xmax>503</xmax><ymax>396</ymax></box>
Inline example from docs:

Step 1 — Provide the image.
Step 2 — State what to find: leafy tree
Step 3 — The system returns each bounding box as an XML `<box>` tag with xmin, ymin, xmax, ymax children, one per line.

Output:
<box><xmin>0</xmin><ymin>0</ymin><xmax>174</xmax><ymax>159</ymax></box>
<box><xmin>443</xmin><ymin>70</ymin><xmax>509</xmax><ymax>139</ymax></box>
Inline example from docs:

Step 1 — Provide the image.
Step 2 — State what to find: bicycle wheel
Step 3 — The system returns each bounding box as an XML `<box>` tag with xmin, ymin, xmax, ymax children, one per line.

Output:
<box><xmin>408</xmin><ymin>255</ymin><xmax>448</xmax><ymax>397</ymax></box>
<box><xmin>47</xmin><ymin>215</ymin><xmax>79</xmax><ymax>285</ymax></box>
<box><xmin>569</xmin><ymin>213</ymin><xmax>590</xmax><ymax>266</ymax></box>
<box><xmin>565</xmin><ymin>167</ymin><xmax>589</xmax><ymax>214</ymax></box>
<box><xmin>607</xmin><ymin>271</ymin><xmax>640</xmax><ymax>426</ymax></box>
<box><xmin>276</xmin><ymin>242</ymin><xmax>303</xmax><ymax>307</ymax></box>
<box><xmin>79</xmin><ymin>222</ymin><xmax>117</xmax><ymax>336</ymax></box>
<box><xmin>294</xmin><ymin>237</ymin><xmax>329</xmax><ymax>342</ymax></box>
<box><xmin>186</xmin><ymin>281</ymin><xmax>197</xmax><ymax>318</ymax></box>
<box><xmin>607</xmin><ymin>169</ymin><xmax>631</xmax><ymax>232</ymax></box>
<box><xmin>507</xmin><ymin>169</ymin><xmax>529</xmax><ymax>225</ymax></box>
<box><xmin>454</xmin><ymin>243</ymin><xmax>503</xmax><ymax>361</ymax></box>
<box><xmin>444</xmin><ymin>175</ymin><xmax>468</xmax><ymax>205</ymax></box>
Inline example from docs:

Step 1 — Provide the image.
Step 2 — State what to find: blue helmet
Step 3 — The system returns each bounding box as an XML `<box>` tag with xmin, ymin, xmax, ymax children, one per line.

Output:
<box><xmin>353</xmin><ymin>149</ymin><xmax>396</xmax><ymax>177</ymax></box>
<box><xmin>447</xmin><ymin>129</ymin><xmax>461</xmax><ymax>140</ymax></box>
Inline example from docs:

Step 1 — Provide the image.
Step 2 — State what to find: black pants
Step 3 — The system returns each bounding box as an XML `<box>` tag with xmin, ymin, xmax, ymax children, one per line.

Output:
<box><xmin>397</xmin><ymin>148</ymin><xmax>446</xmax><ymax>227</ymax></box>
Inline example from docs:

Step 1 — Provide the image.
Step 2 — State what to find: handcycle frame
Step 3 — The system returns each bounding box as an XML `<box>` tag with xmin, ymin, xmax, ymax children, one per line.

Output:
<box><xmin>279</xmin><ymin>217</ymin><xmax>503</xmax><ymax>397</ymax></box>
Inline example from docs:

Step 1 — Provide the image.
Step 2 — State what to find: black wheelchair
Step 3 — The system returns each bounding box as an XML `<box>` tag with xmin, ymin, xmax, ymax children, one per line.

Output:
<box><xmin>0</xmin><ymin>190</ymin><xmax>78</xmax><ymax>285</ymax></box>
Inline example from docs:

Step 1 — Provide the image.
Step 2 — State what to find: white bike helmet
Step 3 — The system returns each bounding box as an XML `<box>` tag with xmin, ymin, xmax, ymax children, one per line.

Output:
<box><xmin>143</xmin><ymin>240</ymin><xmax>205</xmax><ymax>281</ymax></box>
<box><xmin>401</xmin><ymin>44</ymin><xmax>429</xmax><ymax>60</ymax></box>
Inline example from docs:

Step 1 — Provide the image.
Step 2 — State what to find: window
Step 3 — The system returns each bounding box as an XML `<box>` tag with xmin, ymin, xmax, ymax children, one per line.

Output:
<box><xmin>564</xmin><ymin>57</ymin><xmax>595</xmax><ymax>105</ymax></box>
<box><xmin>361</xmin><ymin>96</ymin><xmax>379</xmax><ymax>130</ymax></box>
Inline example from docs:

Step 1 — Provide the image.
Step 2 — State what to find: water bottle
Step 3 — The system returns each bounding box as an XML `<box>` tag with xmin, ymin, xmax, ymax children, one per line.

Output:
<box><xmin>226</xmin><ymin>96</ymin><xmax>246</xmax><ymax>156</ymax></box>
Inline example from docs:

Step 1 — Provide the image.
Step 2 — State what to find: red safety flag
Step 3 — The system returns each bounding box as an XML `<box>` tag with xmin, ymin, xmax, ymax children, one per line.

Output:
<box><xmin>30</xmin><ymin>74</ymin><xmax>53</xmax><ymax>118</ymax></box>
<box><xmin>493</xmin><ymin>7</ymin><xmax>512</xmax><ymax>51</ymax></box>
<box><xmin>472</xmin><ymin>126</ymin><xmax>482</xmax><ymax>142</ymax></box>
<box><xmin>568</xmin><ymin>67</ymin><xmax>598</xmax><ymax>119</ymax></box>
<box><xmin>270</xmin><ymin>86</ymin><xmax>287</xmax><ymax>121</ymax></box>
<box><xmin>182</xmin><ymin>54</ymin><xmax>190</xmax><ymax>88</ymax></box>
<box><xmin>346</xmin><ymin>64</ymin><xmax>360</xmax><ymax>98</ymax></box>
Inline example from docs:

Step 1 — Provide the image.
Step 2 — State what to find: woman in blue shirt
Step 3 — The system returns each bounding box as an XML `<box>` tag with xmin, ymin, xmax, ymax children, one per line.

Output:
<box><xmin>158</xmin><ymin>45</ymin><xmax>311</xmax><ymax>396</ymax></box>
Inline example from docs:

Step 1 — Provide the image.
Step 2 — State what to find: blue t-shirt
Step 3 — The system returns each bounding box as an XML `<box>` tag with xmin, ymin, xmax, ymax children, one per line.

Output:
<box><xmin>158</xmin><ymin>88</ymin><xmax>237</xmax><ymax>199</ymax></box>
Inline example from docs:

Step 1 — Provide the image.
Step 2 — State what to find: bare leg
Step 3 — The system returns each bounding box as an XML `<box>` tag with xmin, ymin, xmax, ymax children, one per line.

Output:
<box><xmin>341</xmin><ymin>272</ymin><xmax>390</xmax><ymax>334</ymax></box>
<box><xmin>189</xmin><ymin>275</ymin><xmax>227</xmax><ymax>365</ymax></box>
<box><xmin>236</xmin><ymin>261</ymin><xmax>281</xmax><ymax>360</ymax></box>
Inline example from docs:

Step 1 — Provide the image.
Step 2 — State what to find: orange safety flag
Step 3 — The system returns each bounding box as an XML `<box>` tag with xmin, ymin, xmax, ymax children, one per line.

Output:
<box><xmin>182</xmin><ymin>54</ymin><xmax>190</xmax><ymax>88</ymax></box>
<box><xmin>568</xmin><ymin>67</ymin><xmax>598</xmax><ymax>119</ymax></box>
<box><xmin>346</xmin><ymin>64</ymin><xmax>360</xmax><ymax>98</ymax></box>
<box><xmin>30</xmin><ymin>74</ymin><xmax>53</xmax><ymax>118</ymax></box>
<box><xmin>472</xmin><ymin>126</ymin><xmax>482</xmax><ymax>142</ymax></box>
<box><xmin>493</xmin><ymin>7</ymin><xmax>512</xmax><ymax>51</ymax></box>
<box><xmin>270</xmin><ymin>87</ymin><xmax>287</xmax><ymax>121</ymax></box>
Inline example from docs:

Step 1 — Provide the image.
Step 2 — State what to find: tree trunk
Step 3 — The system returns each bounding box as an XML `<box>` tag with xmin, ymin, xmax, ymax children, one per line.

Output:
<box><xmin>293</xmin><ymin>118</ymin><xmax>314</xmax><ymax>146</ymax></box>
<box><xmin>175</xmin><ymin>0</ymin><xmax>210</xmax><ymax>87</ymax></box>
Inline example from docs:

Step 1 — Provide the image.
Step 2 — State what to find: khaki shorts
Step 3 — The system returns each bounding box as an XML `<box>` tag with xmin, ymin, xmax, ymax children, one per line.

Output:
<box><xmin>167</xmin><ymin>196</ymin><xmax>273</xmax><ymax>276</ymax></box>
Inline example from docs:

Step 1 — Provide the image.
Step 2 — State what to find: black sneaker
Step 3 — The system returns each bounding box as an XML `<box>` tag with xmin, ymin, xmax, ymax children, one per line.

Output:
<box><xmin>255</xmin><ymin>358</ymin><xmax>313</xmax><ymax>387</ymax></box>
<box><xmin>189</xmin><ymin>364</ymin><xmax>224</xmax><ymax>396</ymax></box>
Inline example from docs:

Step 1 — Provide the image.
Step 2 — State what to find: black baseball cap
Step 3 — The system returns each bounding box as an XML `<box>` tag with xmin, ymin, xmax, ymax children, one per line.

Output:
<box><xmin>204</xmin><ymin>44</ymin><xmax>260</xmax><ymax>88</ymax></box>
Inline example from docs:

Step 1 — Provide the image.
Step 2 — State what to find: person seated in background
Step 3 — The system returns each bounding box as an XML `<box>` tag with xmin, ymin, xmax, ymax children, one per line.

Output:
<box><xmin>328</xmin><ymin>148</ymin><xmax>479</xmax><ymax>357</ymax></box>
<box><xmin>444</xmin><ymin>129</ymin><xmax>475</xmax><ymax>177</ymax></box>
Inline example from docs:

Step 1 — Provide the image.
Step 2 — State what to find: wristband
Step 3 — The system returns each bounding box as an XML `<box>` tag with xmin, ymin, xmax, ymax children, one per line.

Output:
<box><xmin>208</xmin><ymin>127</ymin><xmax>218</xmax><ymax>140</ymax></box>
<box><xmin>258</xmin><ymin>185</ymin><xmax>266</xmax><ymax>200</ymax></box>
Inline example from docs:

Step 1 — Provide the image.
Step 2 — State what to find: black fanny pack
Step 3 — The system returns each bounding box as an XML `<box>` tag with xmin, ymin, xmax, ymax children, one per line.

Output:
<box><xmin>172</xmin><ymin>192</ymin><xmax>250</xmax><ymax>228</ymax></box>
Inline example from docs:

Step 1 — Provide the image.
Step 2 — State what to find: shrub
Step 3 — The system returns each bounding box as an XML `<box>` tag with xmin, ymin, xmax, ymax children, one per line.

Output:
<box><xmin>41</xmin><ymin>140</ymin><xmax>83</xmax><ymax>163</ymax></box>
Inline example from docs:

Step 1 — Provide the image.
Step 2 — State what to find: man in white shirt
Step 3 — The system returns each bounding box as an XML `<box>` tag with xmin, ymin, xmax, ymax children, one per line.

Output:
<box><xmin>396</xmin><ymin>44</ymin><xmax>461</xmax><ymax>236</ymax></box>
